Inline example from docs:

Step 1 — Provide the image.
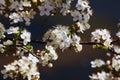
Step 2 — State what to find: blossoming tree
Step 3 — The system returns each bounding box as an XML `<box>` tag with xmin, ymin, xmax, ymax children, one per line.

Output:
<box><xmin>0</xmin><ymin>0</ymin><xmax>120</xmax><ymax>80</ymax></box>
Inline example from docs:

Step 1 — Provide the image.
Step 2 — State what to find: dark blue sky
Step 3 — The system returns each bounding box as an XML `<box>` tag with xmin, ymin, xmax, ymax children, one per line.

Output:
<box><xmin>91</xmin><ymin>0</ymin><xmax>120</xmax><ymax>19</ymax></box>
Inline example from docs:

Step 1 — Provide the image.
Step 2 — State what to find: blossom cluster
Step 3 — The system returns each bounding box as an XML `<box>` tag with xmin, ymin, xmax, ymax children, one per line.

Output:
<box><xmin>89</xmin><ymin>28</ymin><xmax>120</xmax><ymax>80</ymax></box>
<box><xmin>89</xmin><ymin>71</ymin><xmax>114</xmax><ymax>80</ymax></box>
<box><xmin>0</xmin><ymin>23</ymin><xmax>31</xmax><ymax>54</ymax></box>
<box><xmin>0</xmin><ymin>0</ymin><xmax>92</xmax><ymax>32</ymax></box>
<box><xmin>38</xmin><ymin>45</ymin><xmax>58</xmax><ymax>67</ymax></box>
<box><xmin>1</xmin><ymin>54</ymin><xmax>40</xmax><ymax>80</ymax></box>
<box><xmin>2</xmin><ymin>0</ymin><xmax>120</xmax><ymax>80</ymax></box>
<box><xmin>0</xmin><ymin>13</ymin><xmax>84</xmax><ymax>79</ymax></box>
<box><xmin>89</xmin><ymin>55</ymin><xmax>120</xmax><ymax>80</ymax></box>
<box><xmin>43</xmin><ymin>25</ymin><xmax>82</xmax><ymax>52</ymax></box>
<box><xmin>91</xmin><ymin>29</ymin><xmax>113</xmax><ymax>48</ymax></box>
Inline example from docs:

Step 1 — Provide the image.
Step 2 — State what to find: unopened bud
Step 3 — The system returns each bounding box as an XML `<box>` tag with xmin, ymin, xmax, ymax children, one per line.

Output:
<box><xmin>48</xmin><ymin>63</ymin><xmax>53</xmax><ymax>68</ymax></box>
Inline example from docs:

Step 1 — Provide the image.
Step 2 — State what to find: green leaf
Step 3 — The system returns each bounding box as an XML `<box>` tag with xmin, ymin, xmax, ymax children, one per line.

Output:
<box><xmin>45</xmin><ymin>49</ymin><xmax>50</xmax><ymax>53</ymax></box>
<box><xmin>93</xmin><ymin>44</ymin><xmax>108</xmax><ymax>51</ymax></box>
<box><xmin>26</xmin><ymin>44</ymin><xmax>34</xmax><ymax>53</ymax></box>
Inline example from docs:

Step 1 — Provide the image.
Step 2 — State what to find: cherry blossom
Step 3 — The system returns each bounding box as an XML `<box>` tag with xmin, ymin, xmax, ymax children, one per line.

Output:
<box><xmin>90</xmin><ymin>59</ymin><xmax>105</xmax><ymax>68</ymax></box>
<box><xmin>20</xmin><ymin>29</ymin><xmax>31</xmax><ymax>45</ymax></box>
<box><xmin>39</xmin><ymin>45</ymin><xmax>58</xmax><ymax>67</ymax></box>
<box><xmin>1</xmin><ymin>54</ymin><xmax>40</xmax><ymax>80</ymax></box>
<box><xmin>89</xmin><ymin>71</ymin><xmax>112</xmax><ymax>80</ymax></box>
<box><xmin>3</xmin><ymin>40</ymin><xmax>13</xmax><ymax>46</ymax></box>
<box><xmin>6</xmin><ymin>26</ymin><xmax>19</xmax><ymax>34</ymax></box>
<box><xmin>0</xmin><ymin>0</ymin><xmax>5</xmax><ymax>5</ymax></box>
<box><xmin>112</xmin><ymin>55</ymin><xmax>120</xmax><ymax>71</ymax></box>
<box><xmin>1</xmin><ymin>0</ymin><xmax>120</xmax><ymax>80</ymax></box>
<box><xmin>91</xmin><ymin>29</ymin><xmax>112</xmax><ymax>47</ymax></box>
<box><xmin>9</xmin><ymin>0</ymin><xmax>23</xmax><ymax>11</ymax></box>
<box><xmin>9</xmin><ymin>12</ymin><xmax>23</xmax><ymax>23</ymax></box>
<box><xmin>38</xmin><ymin>3</ymin><xmax>53</xmax><ymax>16</ymax></box>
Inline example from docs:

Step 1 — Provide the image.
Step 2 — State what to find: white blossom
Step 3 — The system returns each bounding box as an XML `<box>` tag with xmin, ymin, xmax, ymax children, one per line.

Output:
<box><xmin>74</xmin><ymin>44</ymin><xmax>82</xmax><ymax>52</ymax></box>
<box><xmin>38</xmin><ymin>3</ymin><xmax>53</xmax><ymax>16</ymax></box>
<box><xmin>112</xmin><ymin>55</ymin><xmax>120</xmax><ymax>71</ymax></box>
<box><xmin>91</xmin><ymin>59</ymin><xmax>105</xmax><ymax>68</ymax></box>
<box><xmin>3</xmin><ymin>40</ymin><xmax>13</xmax><ymax>46</ymax></box>
<box><xmin>43</xmin><ymin>25</ymin><xmax>83</xmax><ymax>52</ymax></box>
<box><xmin>20</xmin><ymin>9</ymin><xmax>36</xmax><ymax>26</ymax></box>
<box><xmin>71</xmin><ymin>0</ymin><xmax>92</xmax><ymax>33</ymax></box>
<box><xmin>28</xmin><ymin>54</ymin><xmax>39</xmax><ymax>63</ymax></box>
<box><xmin>0</xmin><ymin>0</ymin><xmax>5</xmax><ymax>5</ymax></box>
<box><xmin>22</xmin><ymin>1</ymin><xmax>31</xmax><ymax>7</ymax></box>
<box><xmin>113</xmin><ymin>45</ymin><xmax>120</xmax><ymax>54</ymax></box>
<box><xmin>32</xmin><ymin>0</ymin><xmax>37</xmax><ymax>3</ymax></box>
<box><xmin>76</xmin><ymin>0</ymin><xmax>89</xmax><ymax>11</ymax></box>
<box><xmin>76</xmin><ymin>21</ymin><xmax>89</xmax><ymax>33</ymax></box>
<box><xmin>1</xmin><ymin>54</ymin><xmax>40</xmax><ymax>80</ymax></box>
<box><xmin>71</xmin><ymin>10</ymin><xmax>82</xmax><ymax>22</ymax></box>
<box><xmin>20</xmin><ymin>29</ymin><xmax>31</xmax><ymax>45</ymax></box>
<box><xmin>6</xmin><ymin>26</ymin><xmax>19</xmax><ymax>34</ymax></box>
<box><xmin>60</xmin><ymin>3</ymin><xmax>70</xmax><ymax>16</ymax></box>
<box><xmin>89</xmin><ymin>71</ymin><xmax>112</xmax><ymax>80</ymax></box>
<box><xmin>72</xmin><ymin>33</ymin><xmax>82</xmax><ymax>52</ymax></box>
<box><xmin>9</xmin><ymin>12</ymin><xmax>23</xmax><ymax>23</ymax></box>
<box><xmin>43</xmin><ymin>25</ymin><xmax>72</xmax><ymax>51</ymax></box>
<box><xmin>116</xmin><ymin>31</ymin><xmax>120</xmax><ymax>38</ymax></box>
<box><xmin>43</xmin><ymin>29</ymin><xmax>52</xmax><ymax>41</ymax></box>
<box><xmin>9</xmin><ymin>1</ymin><xmax>23</xmax><ymax>11</ymax></box>
<box><xmin>39</xmin><ymin>45</ymin><xmax>58</xmax><ymax>66</ymax></box>
<box><xmin>46</xmin><ymin>45</ymin><xmax>58</xmax><ymax>60</ymax></box>
<box><xmin>50</xmin><ymin>25</ymin><xmax>71</xmax><ymax>51</ymax></box>
<box><xmin>91</xmin><ymin>29</ymin><xmax>112</xmax><ymax>47</ymax></box>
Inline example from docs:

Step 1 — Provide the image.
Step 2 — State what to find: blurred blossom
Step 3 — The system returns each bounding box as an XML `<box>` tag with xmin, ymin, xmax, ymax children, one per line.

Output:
<box><xmin>116</xmin><ymin>31</ymin><xmax>120</xmax><ymax>38</ymax></box>
<box><xmin>9</xmin><ymin>1</ymin><xmax>23</xmax><ymax>11</ymax></box>
<box><xmin>90</xmin><ymin>59</ymin><xmax>105</xmax><ymax>68</ymax></box>
<box><xmin>22</xmin><ymin>1</ymin><xmax>31</xmax><ymax>7</ymax></box>
<box><xmin>113</xmin><ymin>45</ymin><xmax>120</xmax><ymax>54</ymax></box>
<box><xmin>0</xmin><ymin>44</ymin><xmax>5</xmax><ymax>53</ymax></box>
<box><xmin>38</xmin><ymin>3</ymin><xmax>53</xmax><ymax>16</ymax></box>
<box><xmin>112</xmin><ymin>55</ymin><xmax>120</xmax><ymax>71</ymax></box>
<box><xmin>0</xmin><ymin>0</ymin><xmax>5</xmax><ymax>5</ymax></box>
<box><xmin>76</xmin><ymin>0</ymin><xmax>89</xmax><ymax>11</ymax></box>
<box><xmin>3</xmin><ymin>40</ymin><xmax>13</xmax><ymax>46</ymax></box>
<box><xmin>72</xmin><ymin>33</ymin><xmax>82</xmax><ymax>52</ymax></box>
<box><xmin>60</xmin><ymin>3</ymin><xmax>70</xmax><ymax>16</ymax></box>
<box><xmin>76</xmin><ymin>21</ymin><xmax>90</xmax><ymax>33</ymax></box>
<box><xmin>20</xmin><ymin>29</ymin><xmax>31</xmax><ymax>45</ymax></box>
<box><xmin>6</xmin><ymin>26</ymin><xmax>19</xmax><ymax>34</ymax></box>
<box><xmin>89</xmin><ymin>71</ymin><xmax>112</xmax><ymax>80</ymax></box>
<box><xmin>9</xmin><ymin>12</ymin><xmax>22</xmax><ymax>23</ymax></box>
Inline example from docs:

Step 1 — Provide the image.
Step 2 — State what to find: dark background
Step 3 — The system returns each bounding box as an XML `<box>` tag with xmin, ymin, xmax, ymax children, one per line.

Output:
<box><xmin>0</xmin><ymin>0</ymin><xmax>120</xmax><ymax>80</ymax></box>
